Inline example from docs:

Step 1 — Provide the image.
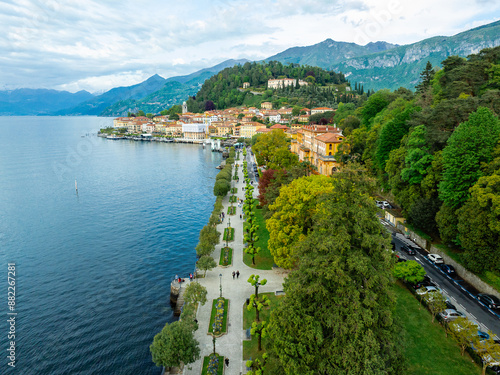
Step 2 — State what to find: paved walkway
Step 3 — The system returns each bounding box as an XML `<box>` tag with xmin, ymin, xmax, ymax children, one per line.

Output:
<box><xmin>183</xmin><ymin>150</ymin><xmax>287</xmax><ymax>375</ymax></box>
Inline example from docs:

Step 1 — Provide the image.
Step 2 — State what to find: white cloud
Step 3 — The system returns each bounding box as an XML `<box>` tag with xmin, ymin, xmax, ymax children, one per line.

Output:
<box><xmin>0</xmin><ymin>0</ymin><xmax>498</xmax><ymax>92</ymax></box>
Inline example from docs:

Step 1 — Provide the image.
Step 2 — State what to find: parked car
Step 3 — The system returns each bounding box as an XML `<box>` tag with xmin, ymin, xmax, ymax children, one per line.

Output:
<box><xmin>411</xmin><ymin>275</ymin><xmax>433</xmax><ymax>290</ymax></box>
<box><xmin>477</xmin><ymin>293</ymin><xmax>500</xmax><ymax>310</ymax></box>
<box><xmin>401</xmin><ymin>244</ymin><xmax>416</xmax><ymax>255</ymax></box>
<box><xmin>438</xmin><ymin>309</ymin><xmax>466</xmax><ymax>322</ymax></box>
<box><xmin>445</xmin><ymin>298</ymin><xmax>457</xmax><ymax>310</ymax></box>
<box><xmin>416</xmin><ymin>285</ymin><xmax>442</xmax><ymax>295</ymax></box>
<box><xmin>428</xmin><ymin>253</ymin><xmax>444</xmax><ymax>264</ymax></box>
<box><xmin>375</xmin><ymin>200</ymin><xmax>392</xmax><ymax>209</ymax></box>
<box><xmin>439</xmin><ymin>264</ymin><xmax>457</xmax><ymax>277</ymax></box>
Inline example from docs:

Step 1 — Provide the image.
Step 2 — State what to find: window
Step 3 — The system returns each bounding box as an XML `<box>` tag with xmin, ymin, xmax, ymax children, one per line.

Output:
<box><xmin>329</xmin><ymin>152</ymin><xmax>332</xmax><ymax>156</ymax></box>
<box><xmin>329</xmin><ymin>144</ymin><xmax>332</xmax><ymax>150</ymax></box>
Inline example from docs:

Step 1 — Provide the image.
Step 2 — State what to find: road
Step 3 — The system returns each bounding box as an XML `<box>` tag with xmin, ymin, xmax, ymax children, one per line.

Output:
<box><xmin>383</xmin><ymin>220</ymin><xmax>500</xmax><ymax>338</ymax></box>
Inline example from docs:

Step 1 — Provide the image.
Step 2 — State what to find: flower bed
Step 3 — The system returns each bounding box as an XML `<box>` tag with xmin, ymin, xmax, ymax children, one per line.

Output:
<box><xmin>229</xmin><ymin>195</ymin><xmax>237</xmax><ymax>203</ymax></box>
<box><xmin>208</xmin><ymin>297</ymin><xmax>228</xmax><ymax>336</ymax></box>
<box><xmin>223</xmin><ymin>227</ymin><xmax>234</xmax><ymax>241</ymax></box>
<box><xmin>227</xmin><ymin>206</ymin><xmax>236</xmax><ymax>215</ymax></box>
<box><xmin>231</xmin><ymin>187</ymin><xmax>237</xmax><ymax>194</ymax></box>
<box><xmin>219</xmin><ymin>247</ymin><xmax>233</xmax><ymax>266</ymax></box>
<box><xmin>201</xmin><ymin>353</ymin><xmax>224</xmax><ymax>375</ymax></box>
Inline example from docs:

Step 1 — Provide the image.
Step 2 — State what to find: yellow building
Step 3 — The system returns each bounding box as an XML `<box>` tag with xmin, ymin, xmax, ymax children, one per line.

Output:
<box><xmin>291</xmin><ymin>125</ymin><xmax>344</xmax><ymax>176</ymax></box>
<box><xmin>240</xmin><ymin>122</ymin><xmax>264</xmax><ymax>138</ymax></box>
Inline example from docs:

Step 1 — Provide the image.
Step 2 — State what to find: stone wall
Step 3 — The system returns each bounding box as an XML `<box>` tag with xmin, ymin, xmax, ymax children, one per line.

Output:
<box><xmin>396</xmin><ymin>224</ymin><xmax>500</xmax><ymax>299</ymax></box>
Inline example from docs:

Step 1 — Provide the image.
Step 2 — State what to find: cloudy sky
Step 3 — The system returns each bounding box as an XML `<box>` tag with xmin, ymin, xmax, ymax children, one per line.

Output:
<box><xmin>1</xmin><ymin>0</ymin><xmax>499</xmax><ymax>93</ymax></box>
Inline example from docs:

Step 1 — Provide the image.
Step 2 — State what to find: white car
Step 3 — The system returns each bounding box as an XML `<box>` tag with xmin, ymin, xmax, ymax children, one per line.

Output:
<box><xmin>416</xmin><ymin>285</ymin><xmax>442</xmax><ymax>295</ymax></box>
<box><xmin>428</xmin><ymin>254</ymin><xmax>444</xmax><ymax>264</ymax></box>
<box><xmin>438</xmin><ymin>309</ymin><xmax>466</xmax><ymax>322</ymax></box>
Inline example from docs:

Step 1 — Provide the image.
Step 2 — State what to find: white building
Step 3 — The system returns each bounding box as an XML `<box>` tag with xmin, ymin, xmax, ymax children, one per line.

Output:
<box><xmin>182</xmin><ymin>122</ymin><xmax>208</xmax><ymax>140</ymax></box>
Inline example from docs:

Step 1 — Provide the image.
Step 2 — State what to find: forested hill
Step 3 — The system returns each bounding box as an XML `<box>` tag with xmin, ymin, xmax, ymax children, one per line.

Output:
<box><xmin>334</xmin><ymin>46</ymin><xmax>500</xmax><ymax>277</ymax></box>
<box><xmin>186</xmin><ymin>61</ymin><xmax>348</xmax><ymax>112</ymax></box>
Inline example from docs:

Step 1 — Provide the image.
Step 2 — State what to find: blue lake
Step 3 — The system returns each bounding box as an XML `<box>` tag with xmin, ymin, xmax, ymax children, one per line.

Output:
<box><xmin>0</xmin><ymin>117</ymin><xmax>221</xmax><ymax>374</ymax></box>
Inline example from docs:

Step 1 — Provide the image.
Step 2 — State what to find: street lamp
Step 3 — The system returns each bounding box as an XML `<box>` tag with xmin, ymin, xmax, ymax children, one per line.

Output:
<box><xmin>219</xmin><ymin>273</ymin><xmax>223</xmax><ymax>297</ymax></box>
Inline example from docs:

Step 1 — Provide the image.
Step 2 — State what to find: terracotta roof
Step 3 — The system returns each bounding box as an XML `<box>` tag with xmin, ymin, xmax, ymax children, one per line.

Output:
<box><xmin>316</xmin><ymin>132</ymin><xmax>343</xmax><ymax>143</ymax></box>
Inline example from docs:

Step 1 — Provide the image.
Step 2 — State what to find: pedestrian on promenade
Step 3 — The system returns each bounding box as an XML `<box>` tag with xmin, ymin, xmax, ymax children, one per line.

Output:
<box><xmin>236</xmin><ymin>270</ymin><xmax>240</xmax><ymax>278</ymax></box>
<box><xmin>240</xmin><ymin>214</ymin><xmax>242</xmax><ymax>220</ymax></box>
<box><xmin>232</xmin><ymin>271</ymin><xmax>235</xmax><ymax>279</ymax></box>
<box><xmin>225</xmin><ymin>358</ymin><xmax>229</xmax><ymax>367</ymax></box>
<box><xmin>189</xmin><ymin>273</ymin><xmax>193</xmax><ymax>281</ymax></box>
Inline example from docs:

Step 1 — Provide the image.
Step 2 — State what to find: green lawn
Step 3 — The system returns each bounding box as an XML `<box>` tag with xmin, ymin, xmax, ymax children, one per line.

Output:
<box><xmin>243</xmin><ymin>292</ymin><xmax>283</xmax><ymax>361</ymax></box>
<box><xmin>393</xmin><ymin>282</ymin><xmax>481</xmax><ymax>375</ymax></box>
<box><xmin>243</xmin><ymin>201</ymin><xmax>274</xmax><ymax>270</ymax></box>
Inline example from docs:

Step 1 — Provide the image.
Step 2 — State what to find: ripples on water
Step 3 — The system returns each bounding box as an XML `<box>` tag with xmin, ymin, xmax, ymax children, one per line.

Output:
<box><xmin>0</xmin><ymin>117</ymin><xmax>221</xmax><ymax>374</ymax></box>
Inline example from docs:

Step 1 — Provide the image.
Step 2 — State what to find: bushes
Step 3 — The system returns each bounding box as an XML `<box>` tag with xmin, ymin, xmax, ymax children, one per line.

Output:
<box><xmin>214</xmin><ymin>179</ymin><xmax>230</xmax><ymax>197</ymax></box>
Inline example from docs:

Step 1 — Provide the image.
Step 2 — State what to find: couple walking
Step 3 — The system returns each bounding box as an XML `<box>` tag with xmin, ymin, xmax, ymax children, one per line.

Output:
<box><xmin>232</xmin><ymin>270</ymin><xmax>240</xmax><ymax>279</ymax></box>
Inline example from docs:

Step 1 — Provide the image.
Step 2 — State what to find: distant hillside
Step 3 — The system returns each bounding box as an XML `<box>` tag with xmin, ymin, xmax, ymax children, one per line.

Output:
<box><xmin>56</xmin><ymin>74</ymin><xmax>167</xmax><ymax>116</ymax></box>
<box><xmin>330</xmin><ymin>20</ymin><xmax>500</xmax><ymax>91</ymax></box>
<box><xmin>0</xmin><ymin>89</ymin><xmax>93</xmax><ymax>116</ymax></box>
<box><xmin>265</xmin><ymin>39</ymin><xmax>398</xmax><ymax>67</ymax></box>
<box><xmin>101</xmin><ymin>59</ymin><xmax>249</xmax><ymax>116</ymax></box>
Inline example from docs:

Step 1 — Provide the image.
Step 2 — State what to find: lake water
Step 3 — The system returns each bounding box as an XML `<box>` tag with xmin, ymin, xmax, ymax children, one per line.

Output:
<box><xmin>0</xmin><ymin>117</ymin><xmax>221</xmax><ymax>374</ymax></box>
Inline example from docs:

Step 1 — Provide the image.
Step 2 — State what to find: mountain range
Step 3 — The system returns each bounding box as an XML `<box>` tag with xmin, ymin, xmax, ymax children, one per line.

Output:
<box><xmin>1</xmin><ymin>20</ymin><xmax>499</xmax><ymax>116</ymax></box>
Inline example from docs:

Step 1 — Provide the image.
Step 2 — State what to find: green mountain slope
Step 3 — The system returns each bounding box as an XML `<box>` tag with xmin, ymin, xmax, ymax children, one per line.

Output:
<box><xmin>330</xmin><ymin>20</ymin><xmax>500</xmax><ymax>91</ymax></box>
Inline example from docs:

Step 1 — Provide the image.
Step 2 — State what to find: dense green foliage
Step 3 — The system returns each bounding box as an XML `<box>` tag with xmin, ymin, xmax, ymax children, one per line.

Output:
<box><xmin>185</xmin><ymin>61</ymin><xmax>348</xmax><ymax>112</ymax></box>
<box><xmin>267</xmin><ymin>167</ymin><xmax>404</xmax><ymax>374</ymax></box>
<box><xmin>337</xmin><ymin>46</ymin><xmax>500</xmax><ymax>274</ymax></box>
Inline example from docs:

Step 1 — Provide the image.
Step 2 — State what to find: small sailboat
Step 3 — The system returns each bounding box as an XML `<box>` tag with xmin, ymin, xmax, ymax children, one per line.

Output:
<box><xmin>75</xmin><ymin>180</ymin><xmax>78</xmax><ymax>193</ymax></box>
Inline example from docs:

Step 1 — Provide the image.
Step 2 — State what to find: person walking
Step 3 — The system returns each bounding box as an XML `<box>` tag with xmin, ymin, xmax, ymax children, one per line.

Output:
<box><xmin>232</xmin><ymin>271</ymin><xmax>235</xmax><ymax>279</ymax></box>
<box><xmin>225</xmin><ymin>358</ymin><xmax>229</xmax><ymax>367</ymax></box>
<box><xmin>236</xmin><ymin>270</ymin><xmax>240</xmax><ymax>278</ymax></box>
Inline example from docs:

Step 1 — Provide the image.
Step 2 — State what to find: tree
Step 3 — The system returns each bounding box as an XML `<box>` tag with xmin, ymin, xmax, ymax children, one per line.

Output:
<box><xmin>401</xmin><ymin>125</ymin><xmax>433</xmax><ymax>185</ymax></box>
<box><xmin>393</xmin><ymin>260</ymin><xmax>426</xmax><ymax>284</ymax></box>
<box><xmin>248</xmin><ymin>274</ymin><xmax>267</xmax><ymax>299</ymax></box>
<box><xmin>472</xmin><ymin>333</ymin><xmax>500</xmax><ymax>375</ymax></box>
<box><xmin>423</xmin><ymin>292</ymin><xmax>447</xmax><ymax>323</ymax></box>
<box><xmin>252</xmin><ymin>130</ymin><xmax>289</xmax><ymax>167</ymax></box>
<box><xmin>251</xmin><ymin>321</ymin><xmax>268</xmax><ymax>351</ymax></box>
<box><xmin>205</xmin><ymin>100</ymin><xmax>215</xmax><ymax>111</ymax></box>
<box><xmin>267</xmin><ymin>167</ymin><xmax>404</xmax><ymax>374</ymax></box>
<box><xmin>213</xmin><ymin>179</ymin><xmax>230</xmax><ymax>197</ymax></box>
<box><xmin>150</xmin><ymin>321</ymin><xmax>200</xmax><ymax>369</ymax></box>
<box><xmin>183</xmin><ymin>282</ymin><xmax>207</xmax><ymax>306</ymax></box>
<box><xmin>247</xmin><ymin>353</ymin><xmax>268</xmax><ymax>375</ymax></box>
<box><xmin>457</xmin><ymin>172</ymin><xmax>500</xmax><ymax>273</ymax></box>
<box><xmin>248</xmin><ymin>293</ymin><xmax>270</xmax><ymax>322</ymax></box>
<box><xmin>439</xmin><ymin>107</ymin><xmax>500</xmax><ymax>209</ymax></box>
<box><xmin>447</xmin><ymin>317</ymin><xmax>480</xmax><ymax>356</ymax></box>
<box><xmin>267</xmin><ymin>175</ymin><xmax>336</xmax><ymax>269</ymax></box>
<box><xmin>137</xmin><ymin>110</ymin><xmax>145</xmax><ymax>117</ymax></box>
<box><xmin>416</xmin><ymin>61</ymin><xmax>435</xmax><ymax>93</ymax></box>
<box><xmin>197</xmin><ymin>256</ymin><xmax>216</xmax><ymax>277</ymax></box>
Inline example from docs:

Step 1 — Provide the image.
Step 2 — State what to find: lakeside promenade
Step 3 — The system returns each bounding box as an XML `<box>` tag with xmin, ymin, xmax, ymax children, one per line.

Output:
<box><xmin>183</xmin><ymin>150</ymin><xmax>287</xmax><ymax>375</ymax></box>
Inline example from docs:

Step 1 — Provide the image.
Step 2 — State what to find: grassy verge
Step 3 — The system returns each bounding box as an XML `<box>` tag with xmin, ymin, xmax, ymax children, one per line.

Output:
<box><xmin>393</xmin><ymin>282</ymin><xmax>481</xmax><ymax>375</ymax></box>
<box><xmin>219</xmin><ymin>247</ymin><xmax>233</xmax><ymax>266</ymax></box>
<box><xmin>208</xmin><ymin>297</ymin><xmax>229</xmax><ymax>335</ymax></box>
<box><xmin>404</xmin><ymin>222</ymin><xmax>433</xmax><ymax>242</ymax></box>
<box><xmin>243</xmin><ymin>292</ymin><xmax>283</xmax><ymax>361</ymax></box>
<box><xmin>243</xmin><ymin>200</ymin><xmax>274</xmax><ymax>270</ymax></box>
<box><xmin>223</xmin><ymin>227</ymin><xmax>234</xmax><ymax>241</ymax></box>
<box><xmin>201</xmin><ymin>353</ymin><xmax>224</xmax><ymax>375</ymax></box>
